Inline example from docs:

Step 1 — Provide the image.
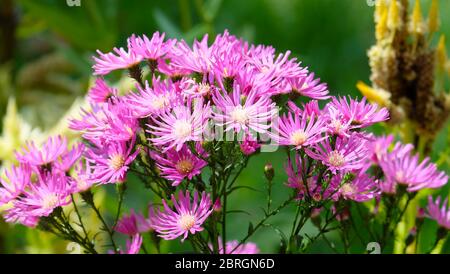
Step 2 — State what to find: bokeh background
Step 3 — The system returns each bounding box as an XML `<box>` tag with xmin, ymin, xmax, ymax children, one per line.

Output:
<box><xmin>0</xmin><ymin>0</ymin><xmax>449</xmax><ymax>253</ymax></box>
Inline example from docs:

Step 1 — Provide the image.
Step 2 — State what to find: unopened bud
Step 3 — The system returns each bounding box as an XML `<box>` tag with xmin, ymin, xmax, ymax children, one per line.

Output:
<box><xmin>213</xmin><ymin>198</ymin><xmax>222</xmax><ymax>212</ymax></box>
<box><xmin>264</xmin><ymin>163</ymin><xmax>274</xmax><ymax>181</ymax></box>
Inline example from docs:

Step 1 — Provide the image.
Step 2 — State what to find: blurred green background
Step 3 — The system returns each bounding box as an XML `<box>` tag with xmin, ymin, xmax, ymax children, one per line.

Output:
<box><xmin>0</xmin><ymin>0</ymin><xmax>449</xmax><ymax>253</ymax></box>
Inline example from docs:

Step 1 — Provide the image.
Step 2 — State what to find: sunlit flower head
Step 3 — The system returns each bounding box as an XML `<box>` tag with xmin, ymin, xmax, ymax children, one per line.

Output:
<box><xmin>426</xmin><ymin>196</ymin><xmax>450</xmax><ymax>230</ymax></box>
<box><xmin>275</xmin><ymin>111</ymin><xmax>325</xmax><ymax>149</ymax></box>
<box><xmin>306</xmin><ymin>134</ymin><xmax>370</xmax><ymax>174</ymax></box>
<box><xmin>148</xmin><ymin>98</ymin><xmax>210</xmax><ymax>151</ymax></box>
<box><xmin>150</xmin><ymin>144</ymin><xmax>207</xmax><ymax>186</ymax></box>
<box><xmin>85</xmin><ymin>138</ymin><xmax>139</xmax><ymax>184</ymax></box>
<box><xmin>0</xmin><ymin>164</ymin><xmax>31</xmax><ymax>205</ymax></box>
<box><xmin>288</xmin><ymin>73</ymin><xmax>329</xmax><ymax>100</ymax></box>
<box><xmin>213</xmin><ymin>84</ymin><xmax>277</xmax><ymax>135</ymax></box>
<box><xmin>93</xmin><ymin>36</ymin><xmax>143</xmax><ymax>75</ymax></box>
<box><xmin>150</xmin><ymin>190</ymin><xmax>213</xmax><ymax>241</ymax></box>
<box><xmin>329</xmin><ymin>96</ymin><xmax>389</xmax><ymax>128</ymax></box>
<box><xmin>379</xmin><ymin>148</ymin><xmax>448</xmax><ymax>192</ymax></box>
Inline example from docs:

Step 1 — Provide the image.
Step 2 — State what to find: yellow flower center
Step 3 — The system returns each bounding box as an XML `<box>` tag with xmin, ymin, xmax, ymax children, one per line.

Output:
<box><xmin>197</xmin><ymin>83</ymin><xmax>211</xmax><ymax>95</ymax></box>
<box><xmin>231</xmin><ymin>106</ymin><xmax>249</xmax><ymax>125</ymax></box>
<box><xmin>109</xmin><ymin>154</ymin><xmax>125</xmax><ymax>171</ymax></box>
<box><xmin>151</xmin><ymin>95</ymin><xmax>170</xmax><ymax>110</ymax></box>
<box><xmin>290</xmin><ymin>130</ymin><xmax>307</xmax><ymax>146</ymax></box>
<box><xmin>42</xmin><ymin>193</ymin><xmax>59</xmax><ymax>210</ymax></box>
<box><xmin>173</xmin><ymin>120</ymin><xmax>192</xmax><ymax>139</ymax></box>
<box><xmin>178</xmin><ymin>214</ymin><xmax>196</xmax><ymax>231</ymax></box>
<box><xmin>328</xmin><ymin>150</ymin><xmax>345</xmax><ymax>167</ymax></box>
<box><xmin>340</xmin><ymin>183</ymin><xmax>355</xmax><ymax>196</ymax></box>
<box><xmin>176</xmin><ymin>159</ymin><xmax>194</xmax><ymax>175</ymax></box>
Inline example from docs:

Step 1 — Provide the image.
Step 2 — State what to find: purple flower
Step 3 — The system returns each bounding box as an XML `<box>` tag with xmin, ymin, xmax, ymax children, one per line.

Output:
<box><xmin>16</xmin><ymin>135</ymin><xmax>68</xmax><ymax>169</ymax></box>
<box><xmin>239</xmin><ymin>132</ymin><xmax>261</xmax><ymax>155</ymax></box>
<box><xmin>13</xmin><ymin>173</ymin><xmax>72</xmax><ymax>218</ymax></box>
<box><xmin>124</xmin><ymin>78</ymin><xmax>180</xmax><ymax>118</ymax></box>
<box><xmin>129</xmin><ymin>32</ymin><xmax>175</xmax><ymax>62</ymax></box>
<box><xmin>115</xmin><ymin>209</ymin><xmax>152</xmax><ymax>235</ymax></box>
<box><xmin>210</xmin><ymin>238</ymin><xmax>260</xmax><ymax>254</ymax></box>
<box><xmin>148</xmin><ymin>98</ymin><xmax>210</xmax><ymax>152</ymax></box>
<box><xmin>287</xmin><ymin>73</ymin><xmax>329</xmax><ymax>100</ymax></box>
<box><xmin>306</xmin><ymin>135</ymin><xmax>370</xmax><ymax>174</ymax></box>
<box><xmin>85</xmin><ymin>138</ymin><xmax>139</xmax><ymax>184</ymax></box>
<box><xmin>329</xmin><ymin>96</ymin><xmax>389</xmax><ymax>128</ymax></box>
<box><xmin>275</xmin><ymin>111</ymin><xmax>325</xmax><ymax>149</ymax></box>
<box><xmin>426</xmin><ymin>196</ymin><xmax>450</xmax><ymax>230</ymax></box>
<box><xmin>115</xmin><ymin>234</ymin><xmax>143</xmax><ymax>254</ymax></box>
<box><xmin>88</xmin><ymin>78</ymin><xmax>118</xmax><ymax>104</ymax></box>
<box><xmin>0</xmin><ymin>164</ymin><xmax>31</xmax><ymax>205</ymax></box>
<box><xmin>93</xmin><ymin>35</ymin><xmax>143</xmax><ymax>75</ymax></box>
<box><xmin>213</xmin><ymin>84</ymin><xmax>276</xmax><ymax>135</ymax></box>
<box><xmin>150</xmin><ymin>144</ymin><xmax>207</xmax><ymax>186</ymax></box>
<box><xmin>379</xmin><ymin>148</ymin><xmax>448</xmax><ymax>192</ymax></box>
<box><xmin>330</xmin><ymin>172</ymin><xmax>379</xmax><ymax>202</ymax></box>
<box><xmin>150</xmin><ymin>190</ymin><xmax>213</xmax><ymax>241</ymax></box>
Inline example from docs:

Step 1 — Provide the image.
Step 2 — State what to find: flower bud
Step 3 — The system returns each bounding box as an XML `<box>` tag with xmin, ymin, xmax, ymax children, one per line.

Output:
<box><xmin>264</xmin><ymin>163</ymin><xmax>274</xmax><ymax>181</ymax></box>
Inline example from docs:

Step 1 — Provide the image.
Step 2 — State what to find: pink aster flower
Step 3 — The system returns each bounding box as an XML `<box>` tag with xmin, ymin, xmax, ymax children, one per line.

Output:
<box><xmin>148</xmin><ymin>98</ymin><xmax>210</xmax><ymax>152</ymax></box>
<box><xmin>115</xmin><ymin>209</ymin><xmax>152</xmax><ymax>235</ymax></box>
<box><xmin>85</xmin><ymin>138</ymin><xmax>139</xmax><ymax>184</ymax></box>
<box><xmin>16</xmin><ymin>135</ymin><xmax>68</xmax><ymax>168</ymax></box>
<box><xmin>150</xmin><ymin>144</ymin><xmax>207</xmax><ymax>186</ymax></box>
<box><xmin>70</xmin><ymin>161</ymin><xmax>96</xmax><ymax>193</ymax></box>
<box><xmin>379</xmin><ymin>148</ymin><xmax>448</xmax><ymax>192</ymax></box>
<box><xmin>3</xmin><ymin>204</ymin><xmax>39</xmax><ymax>227</ymax></box>
<box><xmin>287</xmin><ymin>100</ymin><xmax>321</xmax><ymax>118</ymax></box>
<box><xmin>115</xmin><ymin>234</ymin><xmax>143</xmax><ymax>254</ymax></box>
<box><xmin>15</xmin><ymin>173</ymin><xmax>72</xmax><ymax>217</ymax></box>
<box><xmin>213</xmin><ymin>84</ymin><xmax>277</xmax><ymax>134</ymax></box>
<box><xmin>124</xmin><ymin>78</ymin><xmax>180</xmax><ymax>118</ymax></box>
<box><xmin>329</xmin><ymin>96</ymin><xmax>389</xmax><ymax>128</ymax></box>
<box><xmin>71</xmin><ymin>101</ymin><xmax>139</xmax><ymax>144</ymax></box>
<box><xmin>171</xmin><ymin>34</ymin><xmax>212</xmax><ymax>74</ymax></box>
<box><xmin>88</xmin><ymin>78</ymin><xmax>118</xmax><ymax>104</ymax></box>
<box><xmin>239</xmin><ymin>132</ymin><xmax>261</xmax><ymax>155</ymax></box>
<box><xmin>323</xmin><ymin>103</ymin><xmax>352</xmax><ymax>137</ymax></box>
<box><xmin>287</xmin><ymin>73</ymin><xmax>330</xmax><ymax>100</ymax></box>
<box><xmin>0</xmin><ymin>164</ymin><xmax>31</xmax><ymax>205</ymax></box>
<box><xmin>93</xmin><ymin>36</ymin><xmax>143</xmax><ymax>75</ymax></box>
<box><xmin>150</xmin><ymin>190</ymin><xmax>213</xmax><ymax>241</ymax></box>
<box><xmin>181</xmin><ymin>78</ymin><xmax>217</xmax><ymax>99</ymax></box>
<box><xmin>426</xmin><ymin>196</ymin><xmax>450</xmax><ymax>230</ymax></box>
<box><xmin>210</xmin><ymin>238</ymin><xmax>260</xmax><ymax>254</ymax></box>
<box><xmin>284</xmin><ymin>155</ymin><xmax>328</xmax><ymax>201</ymax></box>
<box><xmin>129</xmin><ymin>32</ymin><xmax>175</xmax><ymax>62</ymax></box>
<box><xmin>305</xmin><ymin>135</ymin><xmax>370</xmax><ymax>174</ymax></box>
<box><xmin>53</xmin><ymin>142</ymin><xmax>85</xmax><ymax>173</ymax></box>
<box><xmin>330</xmin><ymin>172</ymin><xmax>379</xmax><ymax>202</ymax></box>
<box><xmin>275</xmin><ymin>112</ymin><xmax>325</xmax><ymax>149</ymax></box>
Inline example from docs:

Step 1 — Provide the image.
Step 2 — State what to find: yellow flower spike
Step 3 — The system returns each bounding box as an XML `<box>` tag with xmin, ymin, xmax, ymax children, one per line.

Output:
<box><xmin>387</xmin><ymin>0</ymin><xmax>401</xmax><ymax>30</ymax></box>
<box><xmin>376</xmin><ymin>6</ymin><xmax>389</xmax><ymax>41</ymax></box>
<box><xmin>356</xmin><ymin>81</ymin><xmax>391</xmax><ymax>106</ymax></box>
<box><xmin>428</xmin><ymin>0</ymin><xmax>440</xmax><ymax>34</ymax></box>
<box><xmin>375</xmin><ymin>0</ymin><xmax>388</xmax><ymax>23</ymax></box>
<box><xmin>411</xmin><ymin>0</ymin><xmax>425</xmax><ymax>34</ymax></box>
<box><xmin>436</xmin><ymin>35</ymin><xmax>448</xmax><ymax>71</ymax></box>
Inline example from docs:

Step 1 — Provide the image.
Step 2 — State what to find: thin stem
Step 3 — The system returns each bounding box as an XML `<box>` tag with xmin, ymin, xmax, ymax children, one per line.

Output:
<box><xmin>71</xmin><ymin>194</ymin><xmax>89</xmax><ymax>240</ymax></box>
<box><xmin>86</xmin><ymin>200</ymin><xmax>118</xmax><ymax>252</ymax></box>
<box><xmin>231</xmin><ymin>196</ymin><xmax>295</xmax><ymax>253</ymax></box>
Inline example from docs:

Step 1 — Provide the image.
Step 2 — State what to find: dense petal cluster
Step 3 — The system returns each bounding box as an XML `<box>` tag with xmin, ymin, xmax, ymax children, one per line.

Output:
<box><xmin>149</xmin><ymin>191</ymin><xmax>213</xmax><ymax>241</ymax></box>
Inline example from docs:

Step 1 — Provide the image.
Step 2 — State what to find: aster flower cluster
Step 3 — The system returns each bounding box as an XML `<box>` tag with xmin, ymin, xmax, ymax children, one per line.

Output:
<box><xmin>0</xmin><ymin>30</ymin><xmax>448</xmax><ymax>254</ymax></box>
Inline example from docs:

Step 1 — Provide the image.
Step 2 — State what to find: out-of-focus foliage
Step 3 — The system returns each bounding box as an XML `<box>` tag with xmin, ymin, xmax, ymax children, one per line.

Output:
<box><xmin>0</xmin><ymin>0</ymin><xmax>449</xmax><ymax>253</ymax></box>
